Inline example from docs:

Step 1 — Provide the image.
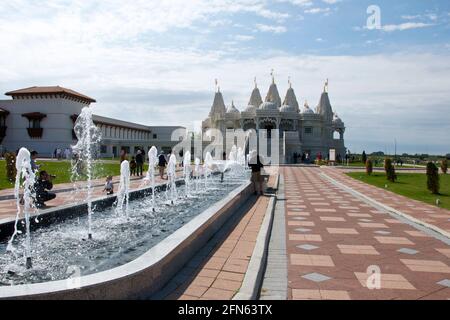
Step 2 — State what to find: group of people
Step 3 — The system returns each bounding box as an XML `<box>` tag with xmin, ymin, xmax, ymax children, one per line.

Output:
<box><xmin>17</xmin><ymin>146</ymin><xmax>267</xmax><ymax>209</ymax></box>
<box><xmin>53</xmin><ymin>147</ymin><xmax>71</xmax><ymax>160</ymax></box>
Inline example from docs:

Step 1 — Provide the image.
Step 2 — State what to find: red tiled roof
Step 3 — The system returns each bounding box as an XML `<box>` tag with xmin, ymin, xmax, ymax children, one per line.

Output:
<box><xmin>5</xmin><ymin>86</ymin><xmax>96</xmax><ymax>103</ymax></box>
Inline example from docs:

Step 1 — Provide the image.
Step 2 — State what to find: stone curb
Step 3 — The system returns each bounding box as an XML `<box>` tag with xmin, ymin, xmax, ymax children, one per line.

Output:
<box><xmin>320</xmin><ymin>172</ymin><xmax>450</xmax><ymax>240</ymax></box>
<box><xmin>233</xmin><ymin>174</ymin><xmax>279</xmax><ymax>300</ymax></box>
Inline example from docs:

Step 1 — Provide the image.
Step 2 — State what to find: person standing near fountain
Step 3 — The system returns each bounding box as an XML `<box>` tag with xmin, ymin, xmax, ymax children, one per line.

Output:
<box><xmin>135</xmin><ymin>149</ymin><xmax>144</xmax><ymax>177</ymax></box>
<box><xmin>30</xmin><ymin>150</ymin><xmax>40</xmax><ymax>173</ymax></box>
<box><xmin>158</xmin><ymin>151</ymin><xmax>167</xmax><ymax>180</ymax></box>
<box><xmin>248</xmin><ymin>152</ymin><xmax>264</xmax><ymax>196</ymax></box>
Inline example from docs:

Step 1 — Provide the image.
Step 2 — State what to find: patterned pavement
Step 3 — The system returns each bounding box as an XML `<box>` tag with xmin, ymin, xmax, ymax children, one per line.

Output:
<box><xmin>283</xmin><ymin>166</ymin><xmax>450</xmax><ymax>300</ymax></box>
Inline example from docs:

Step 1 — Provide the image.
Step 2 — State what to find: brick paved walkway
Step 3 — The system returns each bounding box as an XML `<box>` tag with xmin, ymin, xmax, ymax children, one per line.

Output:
<box><xmin>154</xmin><ymin>173</ymin><xmax>278</xmax><ymax>300</ymax></box>
<box><xmin>283</xmin><ymin>166</ymin><xmax>450</xmax><ymax>300</ymax></box>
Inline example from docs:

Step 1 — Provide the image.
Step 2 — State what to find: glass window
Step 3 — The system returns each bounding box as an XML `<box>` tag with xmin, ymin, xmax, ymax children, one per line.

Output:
<box><xmin>304</xmin><ymin>127</ymin><xmax>312</xmax><ymax>134</ymax></box>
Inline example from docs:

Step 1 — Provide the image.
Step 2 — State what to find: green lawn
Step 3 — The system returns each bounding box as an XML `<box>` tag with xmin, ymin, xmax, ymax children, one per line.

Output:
<box><xmin>346</xmin><ymin>172</ymin><xmax>450</xmax><ymax>210</ymax></box>
<box><xmin>346</xmin><ymin>162</ymin><xmax>384</xmax><ymax>167</ymax></box>
<box><xmin>0</xmin><ymin>160</ymin><xmax>149</xmax><ymax>190</ymax></box>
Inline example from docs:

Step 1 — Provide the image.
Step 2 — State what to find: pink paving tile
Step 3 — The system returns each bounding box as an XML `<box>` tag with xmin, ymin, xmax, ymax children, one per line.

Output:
<box><xmin>436</xmin><ymin>248</ymin><xmax>450</xmax><ymax>258</ymax></box>
<box><xmin>290</xmin><ymin>254</ymin><xmax>335</xmax><ymax>267</ymax></box>
<box><xmin>288</xmin><ymin>234</ymin><xmax>323</xmax><ymax>242</ymax></box>
<box><xmin>375</xmin><ymin>236</ymin><xmax>414</xmax><ymax>245</ymax></box>
<box><xmin>358</xmin><ymin>222</ymin><xmax>389</xmax><ymax>229</ymax></box>
<box><xmin>288</xmin><ymin>221</ymin><xmax>315</xmax><ymax>227</ymax></box>
<box><xmin>320</xmin><ymin>217</ymin><xmax>346</xmax><ymax>222</ymax></box>
<box><xmin>354</xmin><ymin>273</ymin><xmax>416</xmax><ymax>290</ymax></box>
<box><xmin>337</xmin><ymin>245</ymin><xmax>380</xmax><ymax>255</ymax></box>
<box><xmin>327</xmin><ymin>228</ymin><xmax>359</xmax><ymax>235</ymax></box>
<box><xmin>400</xmin><ymin>259</ymin><xmax>450</xmax><ymax>273</ymax></box>
<box><xmin>404</xmin><ymin>230</ymin><xmax>430</xmax><ymax>238</ymax></box>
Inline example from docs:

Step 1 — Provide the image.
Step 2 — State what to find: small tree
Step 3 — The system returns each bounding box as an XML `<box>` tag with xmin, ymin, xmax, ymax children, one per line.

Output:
<box><xmin>426</xmin><ymin>162</ymin><xmax>440</xmax><ymax>194</ymax></box>
<box><xmin>441</xmin><ymin>159</ymin><xmax>448</xmax><ymax>174</ymax></box>
<box><xmin>365</xmin><ymin>159</ymin><xmax>373</xmax><ymax>176</ymax></box>
<box><xmin>361</xmin><ymin>151</ymin><xmax>367</xmax><ymax>165</ymax></box>
<box><xmin>384</xmin><ymin>158</ymin><xmax>397</xmax><ymax>182</ymax></box>
<box><xmin>5</xmin><ymin>152</ymin><xmax>17</xmax><ymax>182</ymax></box>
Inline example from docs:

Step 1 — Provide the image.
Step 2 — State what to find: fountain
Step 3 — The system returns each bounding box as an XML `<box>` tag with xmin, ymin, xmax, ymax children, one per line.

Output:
<box><xmin>194</xmin><ymin>157</ymin><xmax>201</xmax><ymax>192</ymax></box>
<box><xmin>7</xmin><ymin>148</ymin><xmax>35</xmax><ymax>269</ymax></box>
<box><xmin>145</xmin><ymin>146</ymin><xmax>158</xmax><ymax>212</ymax></box>
<box><xmin>183</xmin><ymin>151</ymin><xmax>192</xmax><ymax>197</ymax></box>
<box><xmin>166</xmin><ymin>154</ymin><xmax>178</xmax><ymax>204</ymax></box>
<box><xmin>203</xmin><ymin>152</ymin><xmax>213</xmax><ymax>189</ymax></box>
<box><xmin>71</xmin><ymin>107</ymin><xmax>102</xmax><ymax>239</ymax></box>
<box><xmin>115</xmin><ymin>160</ymin><xmax>130</xmax><ymax>218</ymax></box>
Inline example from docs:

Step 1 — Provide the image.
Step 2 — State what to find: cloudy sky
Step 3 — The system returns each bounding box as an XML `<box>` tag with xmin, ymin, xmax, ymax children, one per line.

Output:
<box><xmin>0</xmin><ymin>0</ymin><xmax>449</xmax><ymax>154</ymax></box>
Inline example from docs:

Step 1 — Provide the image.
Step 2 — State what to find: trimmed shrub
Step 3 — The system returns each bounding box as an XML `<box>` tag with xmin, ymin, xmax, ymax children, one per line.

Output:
<box><xmin>384</xmin><ymin>158</ymin><xmax>397</xmax><ymax>182</ymax></box>
<box><xmin>5</xmin><ymin>152</ymin><xmax>17</xmax><ymax>182</ymax></box>
<box><xmin>365</xmin><ymin>159</ymin><xmax>373</xmax><ymax>176</ymax></box>
<box><xmin>441</xmin><ymin>159</ymin><xmax>448</xmax><ymax>174</ymax></box>
<box><xmin>426</xmin><ymin>162</ymin><xmax>440</xmax><ymax>194</ymax></box>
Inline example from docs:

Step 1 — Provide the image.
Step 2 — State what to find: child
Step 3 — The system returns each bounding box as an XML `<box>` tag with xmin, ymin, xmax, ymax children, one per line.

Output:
<box><xmin>130</xmin><ymin>156</ymin><xmax>137</xmax><ymax>176</ymax></box>
<box><xmin>104</xmin><ymin>176</ymin><xmax>114</xmax><ymax>195</ymax></box>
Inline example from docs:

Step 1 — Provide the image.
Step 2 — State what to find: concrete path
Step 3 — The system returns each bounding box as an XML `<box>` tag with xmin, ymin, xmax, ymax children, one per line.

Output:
<box><xmin>282</xmin><ymin>166</ymin><xmax>450</xmax><ymax>300</ymax></box>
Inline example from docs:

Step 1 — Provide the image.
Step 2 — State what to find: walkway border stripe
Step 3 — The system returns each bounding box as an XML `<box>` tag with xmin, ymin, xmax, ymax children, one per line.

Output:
<box><xmin>320</xmin><ymin>172</ymin><xmax>450</xmax><ymax>240</ymax></box>
<box><xmin>233</xmin><ymin>174</ymin><xmax>279</xmax><ymax>300</ymax></box>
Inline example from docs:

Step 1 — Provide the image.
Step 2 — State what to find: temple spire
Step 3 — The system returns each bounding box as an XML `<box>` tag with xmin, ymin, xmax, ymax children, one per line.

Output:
<box><xmin>215</xmin><ymin>78</ymin><xmax>220</xmax><ymax>93</ymax></box>
<box><xmin>271</xmin><ymin>69</ymin><xmax>275</xmax><ymax>84</ymax></box>
<box><xmin>288</xmin><ymin>76</ymin><xmax>292</xmax><ymax>88</ymax></box>
<box><xmin>254</xmin><ymin>77</ymin><xmax>257</xmax><ymax>89</ymax></box>
<box><xmin>324</xmin><ymin>78</ymin><xmax>329</xmax><ymax>93</ymax></box>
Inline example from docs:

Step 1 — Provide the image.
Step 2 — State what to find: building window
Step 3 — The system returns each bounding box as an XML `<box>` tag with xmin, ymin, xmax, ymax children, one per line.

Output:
<box><xmin>22</xmin><ymin>112</ymin><xmax>46</xmax><ymax>138</ymax></box>
<box><xmin>153</xmin><ymin>134</ymin><xmax>157</xmax><ymax>139</ymax></box>
<box><xmin>0</xmin><ymin>109</ymin><xmax>9</xmax><ymax>143</ymax></box>
<box><xmin>100</xmin><ymin>145</ymin><xmax>107</xmax><ymax>154</ymax></box>
<box><xmin>304</xmin><ymin>127</ymin><xmax>313</xmax><ymax>134</ymax></box>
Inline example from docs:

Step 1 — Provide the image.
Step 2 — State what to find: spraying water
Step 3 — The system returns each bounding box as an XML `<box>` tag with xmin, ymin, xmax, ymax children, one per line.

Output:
<box><xmin>7</xmin><ymin>147</ymin><xmax>35</xmax><ymax>269</ymax></box>
<box><xmin>71</xmin><ymin>107</ymin><xmax>102</xmax><ymax>239</ymax></box>
<box><xmin>194</xmin><ymin>157</ymin><xmax>201</xmax><ymax>192</ymax></box>
<box><xmin>203</xmin><ymin>152</ymin><xmax>213</xmax><ymax>189</ymax></box>
<box><xmin>166</xmin><ymin>154</ymin><xmax>178</xmax><ymax>204</ymax></box>
<box><xmin>145</xmin><ymin>146</ymin><xmax>158</xmax><ymax>211</ymax></box>
<box><xmin>115</xmin><ymin>160</ymin><xmax>130</xmax><ymax>218</ymax></box>
<box><xmin>183</xmin><ymin>151</ymin><xmax>192</xmax><ymax>197</ymax></box>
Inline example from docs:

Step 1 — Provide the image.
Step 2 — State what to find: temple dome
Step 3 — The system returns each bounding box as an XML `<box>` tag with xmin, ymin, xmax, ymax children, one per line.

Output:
<box><xmin>333</xmin><ymin>113</ymin><xmax>344</xmax><ymax>126</ymax></box>
<box><xmin>260</xmin><ymin>101</ymin><xmax>278</xmax><ymax>111</ymax></box>
<box><xmin>244</xmin><ymin>105</ymin><xmax>257</xmax><ymax>113</ymax></box>
<box><xmin>302</xmin><ymin>101</ymin><xmax>314</xmax><ymax>114</ymax></box>
<box><xmin>280</xmin><ymin>104</ymin><xmax>296</xmax><ymax>113</ymax></box>
<box><xmin>226</xmin><ymin>101</ymin><xmax>240</xmax><ymax>114</ymax></box>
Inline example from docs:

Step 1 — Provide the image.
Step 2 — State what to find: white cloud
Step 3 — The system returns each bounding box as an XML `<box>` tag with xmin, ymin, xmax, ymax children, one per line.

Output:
<box><xmin>235</xmin><ymin>34</ymin><xmax>255</xmax><ymax>41</ymax></box>
<box><xmin>255</xmin><ymin>24</ymin><xmax>287</xmax><ymax>33</ymax></box>
<box><xmin>304</xmin><ymin>7</ymin><xmax>331</xmax><ymax>14</ymax></box>
<box><xmin>381</xmin><ymin>22</ymin><xmax>434</xmax><ymax>32</ymax></box>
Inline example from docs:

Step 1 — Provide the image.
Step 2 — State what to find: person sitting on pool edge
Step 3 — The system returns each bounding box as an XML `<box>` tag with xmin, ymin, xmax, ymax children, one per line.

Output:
<box><xmin>34</xmin><ymin>171</ymin><xmax>57</xmax><ymax>208</ymax></box>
